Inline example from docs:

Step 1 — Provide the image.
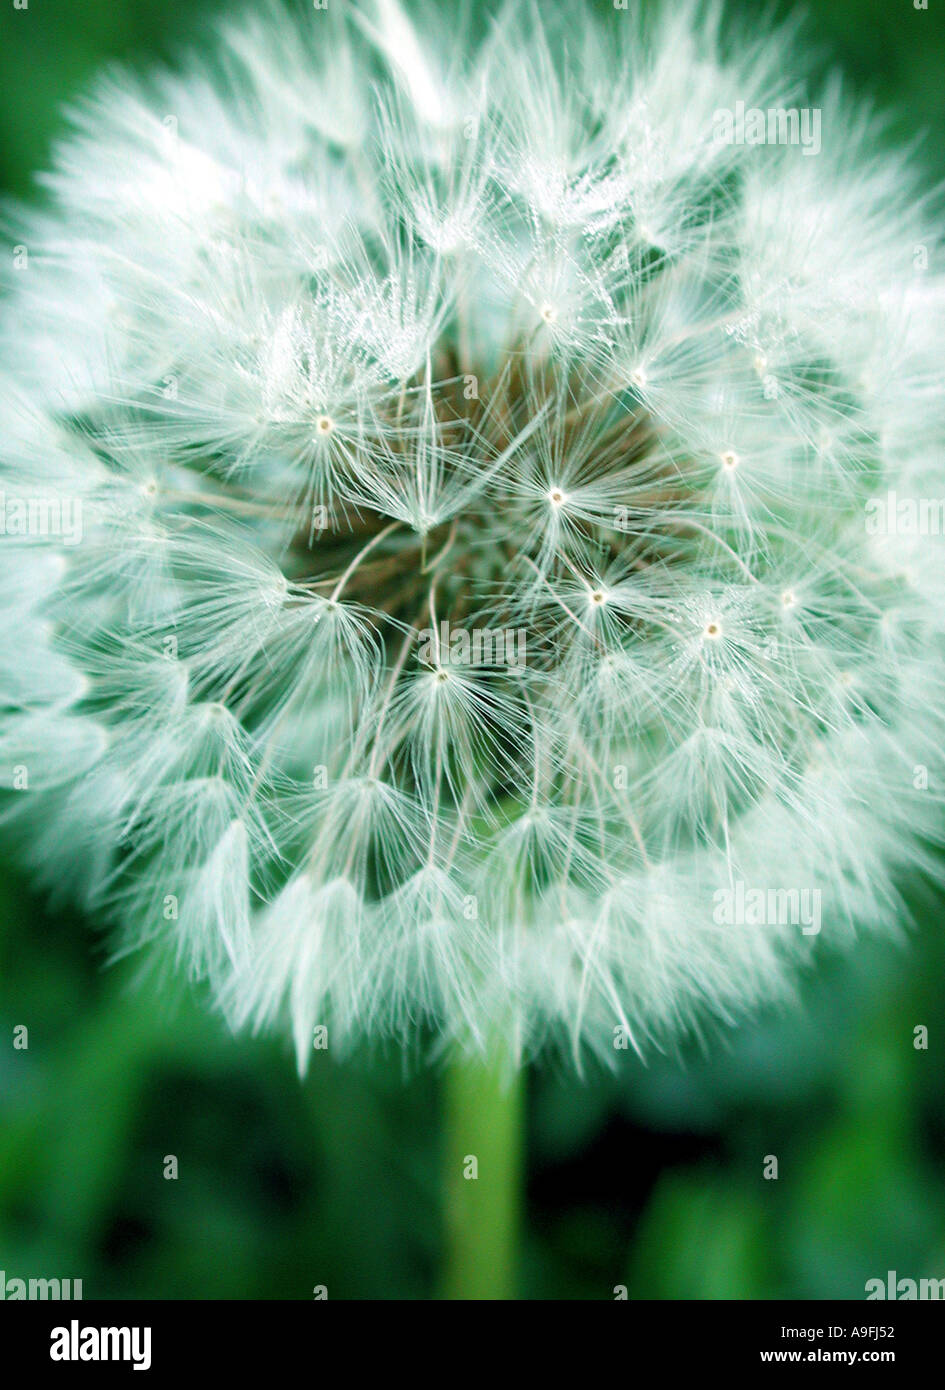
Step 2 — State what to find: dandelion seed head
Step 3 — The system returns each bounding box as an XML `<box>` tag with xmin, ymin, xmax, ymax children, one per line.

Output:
<box><xmin>2</xmin><ymin>0</ymin><xmax>945</xmax><ymax>1070</ymax></box>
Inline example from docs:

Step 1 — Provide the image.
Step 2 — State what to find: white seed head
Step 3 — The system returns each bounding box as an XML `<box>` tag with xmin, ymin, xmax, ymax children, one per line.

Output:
<box><xmin>2</xmin><ymin>0</ymin><xmax>945</xmax><ymax>1071</ymax></box>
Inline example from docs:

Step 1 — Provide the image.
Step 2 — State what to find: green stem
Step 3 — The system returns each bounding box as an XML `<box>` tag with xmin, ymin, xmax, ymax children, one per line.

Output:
<box><xmin>441</xmin><ymin>1046</ymin><xmax>525</xmax><ymax>1300</ymax></box>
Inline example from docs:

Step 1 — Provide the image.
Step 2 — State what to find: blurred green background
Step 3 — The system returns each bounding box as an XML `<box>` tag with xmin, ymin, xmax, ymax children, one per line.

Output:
<box><xmin>2</xmin><ymin>0</ymin><xmax>945</xmax><ymax>1300</ymax></box>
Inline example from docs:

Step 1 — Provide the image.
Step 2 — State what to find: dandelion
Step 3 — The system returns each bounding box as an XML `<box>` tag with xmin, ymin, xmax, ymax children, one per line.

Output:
<box><xmin>2</xmin><ymin>2</ymin><xmax>945</xmax><ymax>1291</ymax></box>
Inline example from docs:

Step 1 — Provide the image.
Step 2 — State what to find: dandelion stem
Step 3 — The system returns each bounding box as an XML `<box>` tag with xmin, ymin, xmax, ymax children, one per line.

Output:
<box><xmin>441</xmin><ymin>1045</ymin><xmax>525</xmax><ymax>1301</ymax></box>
